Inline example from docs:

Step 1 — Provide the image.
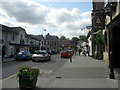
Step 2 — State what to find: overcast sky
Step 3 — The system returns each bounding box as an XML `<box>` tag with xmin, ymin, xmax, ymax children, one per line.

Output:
<box><xmin>0</xmin><ymin>0</ymin><xmax>92</xmax><ymax>39</ymax></box>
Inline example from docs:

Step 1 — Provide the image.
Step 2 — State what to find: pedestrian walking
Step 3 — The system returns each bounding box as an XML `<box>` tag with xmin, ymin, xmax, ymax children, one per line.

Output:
<box><xmin>2</xmin><ymin>47</ymin><xmax>6</xmax><ymax>62</ymax></box>
<box><xmin>78</xmin><ymin>49</ymin><xmax>82</xmax><ymax>56</ymax></box>
<box><xmin>74</xmin><ymin>49</ymin><xmax>77</xmax><ymax>55</ymax></box>
<box><xmin>70</xmin><ymin>53</ymin><xmax>72</xmax><ymax>62</ymax></box>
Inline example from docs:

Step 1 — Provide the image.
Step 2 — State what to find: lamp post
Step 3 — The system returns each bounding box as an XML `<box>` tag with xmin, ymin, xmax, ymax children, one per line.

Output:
<box><xmin>109</xmin><ymin>2</ymin><xmax>115</xmax><ymax>79</ymax></box>
<box><xmin>105</xmin><ymin>1</ymin><xmax>115</xmax><ymax>79</ymax></box>
<box><xmin>42</xmin><ymin>28</ymin><xmax>46</xmax><ymax>36</ymax></box>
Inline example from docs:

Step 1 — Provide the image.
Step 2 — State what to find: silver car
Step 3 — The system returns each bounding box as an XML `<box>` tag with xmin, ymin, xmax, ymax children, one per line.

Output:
<box><xmin>32</xmin><ymin>50</ymin><xmax>51</xmax><ymax>62</ymax></box>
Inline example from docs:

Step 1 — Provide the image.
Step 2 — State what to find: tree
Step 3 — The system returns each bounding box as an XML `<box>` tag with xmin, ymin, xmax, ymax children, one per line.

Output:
<box><xmin>54</xmin><ymin>36</ymin><xmax>59</xmax><ymax>39</ymax></box>
<box><xmin>79</xmin><ymin>35</ymin><xmax>86</xmax><ymax>41</ymax></box>
<box><xmin>60</xmin><ymin>35</ymin><xmax>66</xmax><ymax>40</ymax></box>
<box><xmin>70</xmin><ymin>37</ymin><xmax>80</xmax><ymax>45</ymax></box>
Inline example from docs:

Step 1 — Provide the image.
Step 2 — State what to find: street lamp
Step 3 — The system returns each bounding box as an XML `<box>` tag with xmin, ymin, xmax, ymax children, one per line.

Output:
<box><xmin>105</xmin><ymin>1</ymin><xmax>116</xmax><ymax>79</ymax></box>
<box><xmin>42</xmin><ymin>28</ymin><xmax>46</xmax><ymax>36</ymax></box>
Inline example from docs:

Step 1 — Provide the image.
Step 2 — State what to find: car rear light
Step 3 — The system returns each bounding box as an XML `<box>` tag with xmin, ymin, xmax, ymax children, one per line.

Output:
<box><xmin>42</xmin><ymin>54</ymin><xmax>45</xmax><ymax>57</ymax></box>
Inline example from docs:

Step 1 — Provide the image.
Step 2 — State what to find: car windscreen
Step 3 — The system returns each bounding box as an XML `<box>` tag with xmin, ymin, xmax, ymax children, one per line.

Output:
<box><xmin>18</xmin><ymin>51</ymin><xmax>24</xmax><ymax>54</ymax></box>
<box><xmin>18</xmin><ymin>51</ymin><xmax>30</xmax><ymax>55</ymax></box>
<box><xmin>24</xmin><ymin>51</ymin><xmax>30</xmax><ymax>55</ymax></box>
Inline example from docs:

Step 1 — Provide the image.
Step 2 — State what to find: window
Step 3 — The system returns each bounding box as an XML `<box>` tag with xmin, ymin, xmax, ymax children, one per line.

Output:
<box><xmin>12</xmin><ymin>35</ymin><xmax>15</xmax><ymax>41</ymax></box>
<box><xmin>20</xmin><ymin>35</ymin><xmax>23</xmax><ymax>40</ymax></box>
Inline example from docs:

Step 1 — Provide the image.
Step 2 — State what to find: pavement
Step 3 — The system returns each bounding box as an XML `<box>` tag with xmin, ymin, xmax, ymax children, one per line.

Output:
<box><xmin>2</xmin><ymin>58</ymin><xmax>15</xmax><ymax>63</ymax></box>
<box><xmin>2</xmin><ymin>55</ymin><xmax>119</xmax><ymax>89</ymax></box>
<box><xmin>0</xmin><ymin>57</ymin><xmax>15</xmax><ymax>63</ymax></box>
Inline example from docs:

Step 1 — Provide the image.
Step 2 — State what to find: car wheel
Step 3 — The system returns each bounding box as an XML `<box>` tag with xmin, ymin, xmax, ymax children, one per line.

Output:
<box><xmin>32</xmin><ymin>60</ymin><xmax>35</xmax><ymax>62</ymax></box>
<box><xmin>15</xmin><ymin>58</ymin><xmax>18</xmax><ymax>61</ymax></box>
<box><xmin>49</xmin><ymin>57</ymin><xmax>51</xmax><ymax>61</ymax></box>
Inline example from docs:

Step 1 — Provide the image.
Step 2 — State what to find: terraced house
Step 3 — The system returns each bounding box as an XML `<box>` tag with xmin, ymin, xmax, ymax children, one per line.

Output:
<box><xmin>1</xmin><ymin>24</ymin><xmax>29</xmax><ymax>58</ymax></box>
<box><xmin>1</xmin><ymin>24</ymin><xmax>45</xmax><ymax>59</ymax></box>
<box><xmin>45</xmin><ymin>33</ymin><xmax>60</xmax><ymax>51</ymax></box>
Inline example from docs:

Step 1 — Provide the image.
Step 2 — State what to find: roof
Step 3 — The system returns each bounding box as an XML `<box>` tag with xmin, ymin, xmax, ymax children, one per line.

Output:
<box><xmin>33</xmin><ymin>35</ymin><xmax>44</xmax><ymax>40</ymax></box>
<box><xmin>10</xmin><ymin>27</ymin><xmax>26</xmax><ymax>34</ymax></box>
<box><xmin>27</xmin><ymin>34</ymin><xmax>41</xmax><ymax>41</ymax></box>
<box><xmin>45</xmin><ymin>33</ymin><xmax>59</xmax><ymax>41</ymax></box>
<box><xmin>1</xmin><ymin>24</ymin><xmax>27</xmax><ymax>35</ymax></box>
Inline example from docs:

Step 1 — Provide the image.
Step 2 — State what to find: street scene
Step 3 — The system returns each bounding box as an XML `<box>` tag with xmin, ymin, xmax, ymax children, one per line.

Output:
<box><xmin>0</xmin><ymin>0</ymin><xmax>120</xmax><ymax>89</ymax></box>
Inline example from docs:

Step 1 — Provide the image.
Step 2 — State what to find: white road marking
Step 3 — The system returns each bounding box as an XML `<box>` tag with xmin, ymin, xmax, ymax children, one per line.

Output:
<box><xmin>2</xmin><ymin>65</ymin><xmax>38</xmax><ymax>81</ymax></box>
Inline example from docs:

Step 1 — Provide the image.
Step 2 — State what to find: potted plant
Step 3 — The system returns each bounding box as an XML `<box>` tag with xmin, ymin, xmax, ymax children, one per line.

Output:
<box><xmin>17</xmin><ymin>67</ymin><xmax>40</xmax><ymax>89</ymax></box>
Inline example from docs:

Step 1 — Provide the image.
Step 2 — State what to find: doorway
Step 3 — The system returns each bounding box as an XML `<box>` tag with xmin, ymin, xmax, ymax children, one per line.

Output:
<box><xmin>112</xmin><ymin>25</ymin><xmax>120</xmax><ymax>68</ymax></box>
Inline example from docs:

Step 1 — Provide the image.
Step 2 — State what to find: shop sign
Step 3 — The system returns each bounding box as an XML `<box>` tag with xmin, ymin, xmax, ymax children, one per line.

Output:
<box><xmin>93</xmin><ymin>11</ymin><xmax>106</xmax><ymax>29</ymax></box>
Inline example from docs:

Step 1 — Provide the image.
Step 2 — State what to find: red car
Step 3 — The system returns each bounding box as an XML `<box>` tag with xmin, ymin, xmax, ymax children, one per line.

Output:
<box><xmin>60</xmin><ymin>51</ymin><xmax>71</xmax><ymax>58</ymax></box>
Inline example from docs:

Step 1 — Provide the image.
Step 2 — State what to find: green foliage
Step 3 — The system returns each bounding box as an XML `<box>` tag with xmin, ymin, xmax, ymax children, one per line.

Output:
<box><xmin>92</xmin><ymin>31</ymin><xmax>106</xmax><ymax>60</ymax></box>
<box><xmin>70</xmin><ymin>37</ymin><xmax>80</xmax><ymax>45</ymax></box>
<box><xmin>60</xmin><ymin>35</ymin><xmax>66</xmax><ymax>40</ymax></box>
<box><xmin>79</xmin><ymin>35</ymin><xmax>86</xmax><ymax>41</ymax></box>
<box><xmin>17</xmin><ymin>67</ymin><xmax>40</xmax><ymax>80</ymax></box>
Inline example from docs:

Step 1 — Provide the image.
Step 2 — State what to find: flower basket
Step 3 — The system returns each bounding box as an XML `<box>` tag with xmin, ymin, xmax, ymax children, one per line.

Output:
<box><xmin>17</xmin><ymin>67</ymin><xmax>39</xmax><ymax>89</ymax></box>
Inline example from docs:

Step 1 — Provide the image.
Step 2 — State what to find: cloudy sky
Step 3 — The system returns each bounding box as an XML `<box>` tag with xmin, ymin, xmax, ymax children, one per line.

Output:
<box><xmin>0</xmin><ymin>0</ymin><xmax>92</xmax><ymax>39</ymax></box>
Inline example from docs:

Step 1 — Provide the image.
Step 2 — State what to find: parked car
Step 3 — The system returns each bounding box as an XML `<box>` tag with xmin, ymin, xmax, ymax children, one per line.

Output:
<box><xmin>46</xmin><ymin>50</ymin><xmax>53</xmax><ymax>55</ymax></box>
<box><xmin>51</xmin><ymin>50</ymin><xmax>59</xmax><ymax>54</ymax></box>
<box><xmin>15</xmin><ymin>51</ymin><xmax>32</xmax><ymax>60</ymax></box>
<box><xmin>60</xmin><ymin>51</ymin><xmax>71</xmax><ymax>58</ymax></box>
<box><xmin>32</xmin><ymin>50</ymin><xmax>51</xmax><ymax>62</ymax></box>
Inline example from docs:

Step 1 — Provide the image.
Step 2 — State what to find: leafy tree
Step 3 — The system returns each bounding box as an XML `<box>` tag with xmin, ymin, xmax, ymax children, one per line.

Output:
<box><xmin>79</xmin><ymin>35</ymin><xmax>86</xmax><ymax>41</ymax></box>
<box><xmin>66</xmin><ymin>38</ymin><xmax>70</xmax><ymax>40</ymax></box>
<box><xmin>70</xmin><ymin>37</ymin><xmax>80</xmax><ymax>45</ymax></box>
<box><xmin>60</xmin><ymin>35</ymin><xmax>66</xmax><ymax>40</ymax></box>
<box><xmin>55</xmin><ymin>36</ymin><xmax>59</xmax><ymax>39</ymax></box>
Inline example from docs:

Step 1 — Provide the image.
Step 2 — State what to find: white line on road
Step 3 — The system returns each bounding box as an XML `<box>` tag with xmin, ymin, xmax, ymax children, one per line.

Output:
<box><xmin>2</xmin><ymin>65</ymin><xmax>38</xmax><ymax>81</ymax></box>
<box><xmin>2</xmin><ymin>73</ymin><xmax>17</xmax><ymax>81</ymax></box>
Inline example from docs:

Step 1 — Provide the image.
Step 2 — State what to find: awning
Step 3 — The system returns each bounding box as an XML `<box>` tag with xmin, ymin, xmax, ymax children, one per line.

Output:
<box><xmin>9</xmin><ymin>43</ymin><xmax>29</xmax><ymax>46</ymax></box>
<box><xmin>30</xmin><ymin>44</ymin><xmax>39</xmax><ymax>47</ymax></box>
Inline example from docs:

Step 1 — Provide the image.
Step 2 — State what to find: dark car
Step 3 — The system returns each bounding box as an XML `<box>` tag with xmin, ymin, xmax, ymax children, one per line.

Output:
<box><xmin>15</xmin><ymin>51</ymin><xmax>32</xmax><ymax>60</ymax></box>
<box><xmin>51</xmin><ymin>50</ymin><xmax>59</xmax><ymax>54</ymax></box>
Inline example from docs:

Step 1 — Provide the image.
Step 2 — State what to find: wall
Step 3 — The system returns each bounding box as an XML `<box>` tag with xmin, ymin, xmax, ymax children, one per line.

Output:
<box><xmin>0</xmin><ymin>29</ymin><xmax>2</xmax><ymax>62</ymax></box>
<box><xmin>106</xmin><ymin>0</ymin><xmax>120</xmax><ymax>25</ymax></box>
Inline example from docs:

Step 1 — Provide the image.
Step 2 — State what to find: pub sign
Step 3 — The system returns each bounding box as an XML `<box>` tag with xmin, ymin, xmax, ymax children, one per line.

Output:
<box><xmin>92</xmin><ymin>11</ymin><xmax>106</xmax><ymax>29</ymax></box>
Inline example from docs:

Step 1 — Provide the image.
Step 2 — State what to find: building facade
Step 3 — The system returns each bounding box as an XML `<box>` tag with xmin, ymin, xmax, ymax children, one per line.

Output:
<box><xmin>45</xmin><ymin>33</ymin><xmax>60</xmax><ymax>50</ymax></box>
<box><xmin>2</xmin><ymin>25</ymin><xmax>30</xmax><ymax>58</ymax></box>
<box><xmin>1</xmin><ymin>25</ymin><xmax>43</xmax><ymax>58</ymax></box>
<box><xmin>92</xmin><ymin>0</ymin><xmax>106</xmax><ymax>60</ymax></box>
<box><xmin>105</xmin><ymin>0</ymin><xmax>120</xmax><ymax>68</ymax></box>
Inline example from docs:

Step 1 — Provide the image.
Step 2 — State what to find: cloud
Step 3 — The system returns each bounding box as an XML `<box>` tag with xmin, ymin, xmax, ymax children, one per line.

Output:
<box><xmin>1</xmin><ymin>0</ymin><xmax>91</xmax><ymax>38</ymax></box>
<box><xmin>2</xmin><ymin>0</ymin><xmax>49</xmax><ymax>25</ymax></box>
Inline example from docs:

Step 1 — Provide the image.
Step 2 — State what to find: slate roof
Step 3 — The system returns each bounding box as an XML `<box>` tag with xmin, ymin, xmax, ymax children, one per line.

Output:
<box><xmin>32</xmin><ymin>35</ymin><xmax>44</xmax><ymax>40</ymax></box>
<box><xmin>1</xmin><ymin>24</ymin><xmax>27</xmax><ymax>35</ymax></box>
<box><xmin>27</xmin><ymin>34</ymin><xmax>44</xmax><ymax>41</ymax></box>
<box><xmin>45</xmin><ymin>33</ymin><xmax>59</xmax><ymax>41</ymax></box>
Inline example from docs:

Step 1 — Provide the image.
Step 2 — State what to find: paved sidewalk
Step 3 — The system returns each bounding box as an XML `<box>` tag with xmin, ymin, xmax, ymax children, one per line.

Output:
<box><xmin>2</xmin><ymin>55</ymin><xmax>119</xmax><ymax>89</ymax></box>
<box><xmin>2</xmin><ymin>58</ymin><xmax>14</xmax><ymax>63</ymax></box>
<box><xmin>48</xmin><ymin>56</ymin><xmax>118</xmax><ymax>88</ymax></box>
